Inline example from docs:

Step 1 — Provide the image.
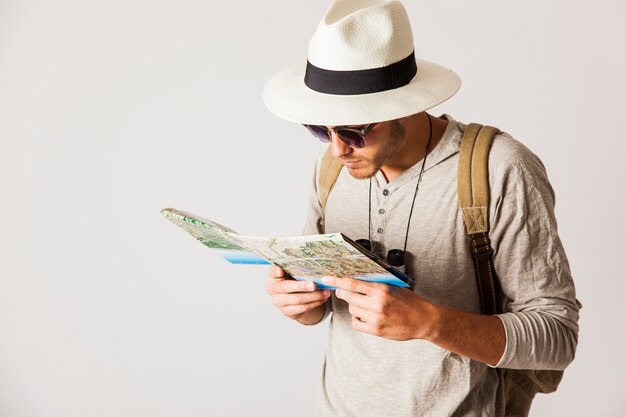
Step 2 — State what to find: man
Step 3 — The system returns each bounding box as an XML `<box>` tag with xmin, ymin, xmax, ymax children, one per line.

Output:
<box><xmin>263</xmin><ymin>1</ymin><xmax>579</xmax><ymax>416</ymax></box>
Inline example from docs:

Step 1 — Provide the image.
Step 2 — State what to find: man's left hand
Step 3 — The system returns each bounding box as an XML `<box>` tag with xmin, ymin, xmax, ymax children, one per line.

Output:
<box><xmin>321</xmin><ymin>276</ymin><xmax>436</xmax><ymax>341</ymax></box>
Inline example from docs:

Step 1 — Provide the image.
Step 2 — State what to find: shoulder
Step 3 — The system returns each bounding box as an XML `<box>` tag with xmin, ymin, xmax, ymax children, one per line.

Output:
<box><xmin>488</xmin><ymin>131</ymin><xmax>554</xmax><ymax>203</ymax></box>
<box><xmin>451</xmin><ymin>115</ymin><xmax>548</xmax><ymax>180</ymax></box>
<box><xmin>487</xmin><ymin>131</ymin><xmax>555</xmax><ymax>203</ymax></box>
<box><xmin>449</xmin><ymin>116</ymin><xmax>554</xmax><ymax>198</ymax></box>
<box><xmin>489</xmin><ymin>131</ymin><xmax>546</xmax><ymax>175</ymax></box>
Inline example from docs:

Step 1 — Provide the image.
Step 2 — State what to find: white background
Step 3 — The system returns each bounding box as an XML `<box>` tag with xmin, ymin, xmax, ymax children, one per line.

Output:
<box><xmin>1</xmin><ymin>0</ymin><xmax>624</xmax><ymax>416</ymax></box>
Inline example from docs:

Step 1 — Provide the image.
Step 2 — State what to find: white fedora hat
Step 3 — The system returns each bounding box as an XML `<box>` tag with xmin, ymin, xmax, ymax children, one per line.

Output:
<box><xmin>263</xmin><ymin>0</ymin><xmax>461</xmax><ymax>126</ymax></box>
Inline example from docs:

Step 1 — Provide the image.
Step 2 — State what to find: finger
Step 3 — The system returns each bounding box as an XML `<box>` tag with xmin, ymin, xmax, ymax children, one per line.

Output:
<box><xmin>267</xmin><ymin>274</ymin><xmax>304</xmax><ymax>295</ymax></box>
<box><xmin>348</xmin><ymin>304</ymin><xmax>376</xmax><ymax>323</ymax></box>
<box><xmin>335</xmin><ymin>288</ymin><xmax>373</xmax><ymax>309</ymax></box>
<box><xmin>351</xmin><ymin>315</ymin><xmax>376</xmax><ymax>335</ymax></box>
<box><xmin>282</xmin><ymin>298</ymin><xmax>329</xmax><ymax>318</ymax></box>
<box><xmin>269</xmin><ymin>265</ymin><xmax>285</xmax><ymax>278</ymax></box>
<box><xmin>321</xmin><ymin>276</ymin><xmax>375</xmax><ymax>295</ymax></box>
<box><xmin>269</xmin><ymin>279</ymin><xmax>320</xmax><ymax>295</ymax></box>
<box><xmin>273</xmin><ymin>290</ymin><xmax>331</xmax><ymax>308</ymax></box>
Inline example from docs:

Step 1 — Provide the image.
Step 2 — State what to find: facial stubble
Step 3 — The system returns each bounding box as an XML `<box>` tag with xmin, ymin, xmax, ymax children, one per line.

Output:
<box><xmin>346</xmin><ymin>120</ymin><xmax>406</xmax><ymax>180</ymax></box>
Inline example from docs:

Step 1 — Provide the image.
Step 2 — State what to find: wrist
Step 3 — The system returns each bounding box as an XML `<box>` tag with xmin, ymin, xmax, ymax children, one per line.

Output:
<box><xmin>417</xmin><ymin>301</ymin><xmax>445</xmax><ymax>342</ymax></box>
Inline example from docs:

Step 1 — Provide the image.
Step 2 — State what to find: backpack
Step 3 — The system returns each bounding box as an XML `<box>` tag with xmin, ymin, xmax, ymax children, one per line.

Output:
<box><xmin>317</xmin><ymin>123</ymin><xmax>563</xmax><ymax>417</ymax></box>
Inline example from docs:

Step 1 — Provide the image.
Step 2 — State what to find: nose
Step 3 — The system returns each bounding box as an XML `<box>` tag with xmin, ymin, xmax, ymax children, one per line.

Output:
<box><xmin>329</xmin><ymin>132</ymin><xmax>353</xmax><ymax>158</ymax></box>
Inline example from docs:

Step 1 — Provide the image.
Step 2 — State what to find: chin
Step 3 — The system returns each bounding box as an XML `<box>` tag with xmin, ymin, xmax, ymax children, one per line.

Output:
<box><xmin>347</xmin><ymin>166</ymin><xmax>378</xmax><ymax>180</ymax></box>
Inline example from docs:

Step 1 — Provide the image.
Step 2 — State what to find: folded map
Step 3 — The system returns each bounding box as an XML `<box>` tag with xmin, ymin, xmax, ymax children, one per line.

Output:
<box><xmin>161</xmin><ymin>208</ymin><xmax>415</xmax><ymax>290</ymax></box>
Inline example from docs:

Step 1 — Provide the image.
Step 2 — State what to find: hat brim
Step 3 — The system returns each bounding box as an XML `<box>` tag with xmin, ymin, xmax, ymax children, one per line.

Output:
<box><xmin>263</xmin><ymin>59</ymin><xmax>461</xmax><ymax>126</ymax></box>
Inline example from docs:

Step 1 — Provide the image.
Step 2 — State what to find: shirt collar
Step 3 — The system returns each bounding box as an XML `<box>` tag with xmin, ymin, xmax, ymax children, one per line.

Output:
<box><xmin>374</xmin><ymin>114</ymin><xmax>463</xmax><ymax>190</ymax></box>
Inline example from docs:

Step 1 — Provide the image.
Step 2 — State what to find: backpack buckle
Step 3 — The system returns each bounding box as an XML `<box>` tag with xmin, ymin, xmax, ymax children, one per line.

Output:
<box><xmin>468</xmin><ymin>232</ymin><xmax>494</xmax><ymax>260</ymax></box>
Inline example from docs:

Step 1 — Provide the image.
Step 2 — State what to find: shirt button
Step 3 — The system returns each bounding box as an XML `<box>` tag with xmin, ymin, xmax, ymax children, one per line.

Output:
<box><xmin>383</xmin><ymin>189</ymin><xmax>389</xmax><ymax>196</ymax></box>
<box><xmin>377</xmin><ymin>228</ymin><xmax>383</xmax><ymax>234</ymax></box>
<box><xmin>378</xmin><ymin>209</ymin><xmax>385</xmax><ymax>214</ymax></box>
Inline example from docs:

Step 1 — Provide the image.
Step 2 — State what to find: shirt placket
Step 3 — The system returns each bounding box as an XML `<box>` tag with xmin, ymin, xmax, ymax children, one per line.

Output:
<box><xmin>371</xmin><ymin>185</ymin><xmax>390</xmax><ymax>258</ymax></box>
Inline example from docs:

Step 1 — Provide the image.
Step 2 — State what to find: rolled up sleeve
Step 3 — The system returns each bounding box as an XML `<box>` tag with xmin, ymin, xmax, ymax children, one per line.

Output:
<box><xmin>489</xmin><ymin>145</ymin><xmax>580</xmax><ymax>370</ymax></box>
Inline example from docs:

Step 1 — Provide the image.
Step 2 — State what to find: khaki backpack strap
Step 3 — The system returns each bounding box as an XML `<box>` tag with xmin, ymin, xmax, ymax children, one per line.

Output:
<box><xmin>458</xmin><ymin>123</ymin><xmax>500</xmax><ymax>233</ymax></box>
<box><xmin>458</xmin><ymin>123</ymin><xmax>503</xmax><ymax>315</ymax></box>
<box><xmin>318</xmin><ymin>146</ymin><xmax>343</xmax><ymax>213</ymax></box>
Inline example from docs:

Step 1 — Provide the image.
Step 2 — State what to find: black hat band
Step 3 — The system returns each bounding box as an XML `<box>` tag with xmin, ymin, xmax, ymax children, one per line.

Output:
<box><xmin>304</xmin><ymin>51</ymin><xmax>417</xmax><ymax>95</ymax></box>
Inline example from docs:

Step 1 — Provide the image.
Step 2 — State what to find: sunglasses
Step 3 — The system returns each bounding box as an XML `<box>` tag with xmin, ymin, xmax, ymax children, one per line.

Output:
<box><xmin>303</xmin><ymin>123</ymin><xmax>378</xmax><ymax>149</ymax></box>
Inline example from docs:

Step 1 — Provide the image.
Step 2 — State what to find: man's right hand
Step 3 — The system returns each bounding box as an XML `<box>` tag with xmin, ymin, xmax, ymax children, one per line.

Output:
<box><xmin>266</xmin><ymin>265</ymin><xmax>331</xmax><ymax>325</ymax></box>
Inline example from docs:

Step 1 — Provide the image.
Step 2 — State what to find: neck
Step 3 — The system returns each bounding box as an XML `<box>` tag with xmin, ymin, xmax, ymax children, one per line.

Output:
<box><xmin>380</xmin><ymin>112</ymin><xmax>448</xmax><ymax>182</ymax></box>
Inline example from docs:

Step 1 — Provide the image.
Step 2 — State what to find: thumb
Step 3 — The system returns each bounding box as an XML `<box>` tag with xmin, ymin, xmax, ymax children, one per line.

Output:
<box><xmin>270</xmin><ymin>265</ymin><xmax>285</xmax><ymax>278</ymax></box>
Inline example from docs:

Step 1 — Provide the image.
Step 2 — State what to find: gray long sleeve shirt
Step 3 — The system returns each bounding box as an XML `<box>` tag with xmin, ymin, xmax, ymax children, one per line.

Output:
<box><xmin>302</xmin><ymin>115</ymin><xmax>579</xmax><ymax>417</ymax></box>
